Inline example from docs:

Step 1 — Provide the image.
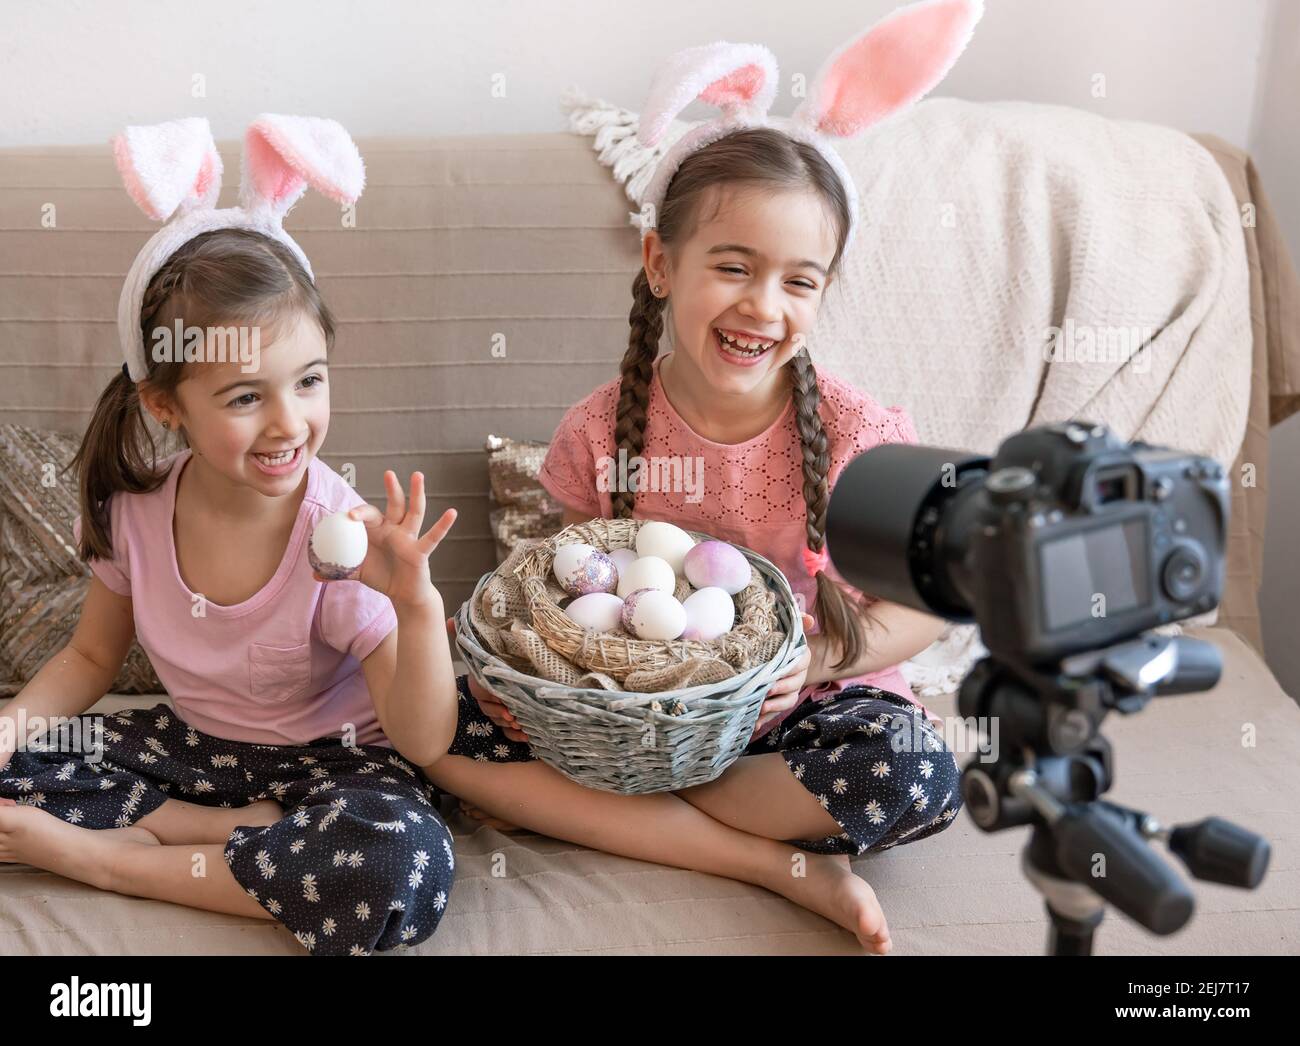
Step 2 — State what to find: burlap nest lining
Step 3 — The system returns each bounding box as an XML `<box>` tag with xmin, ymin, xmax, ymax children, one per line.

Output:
<box><xmin>467</xmin><ymin>518</ymin><xmax>786</xmax><ymax>693</ymax></box>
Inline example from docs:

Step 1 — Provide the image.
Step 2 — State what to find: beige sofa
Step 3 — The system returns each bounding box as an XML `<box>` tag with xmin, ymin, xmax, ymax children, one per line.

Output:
<box><xmin>1</xmin><ymin>129</ymin><xmax>1297</xmax><ymax>955</ymax></box>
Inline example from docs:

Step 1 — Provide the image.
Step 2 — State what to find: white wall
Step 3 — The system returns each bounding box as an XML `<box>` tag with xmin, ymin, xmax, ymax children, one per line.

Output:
<box><xmin>3</xmin><ymin>0</ymin><xmax>1296</xmax><ymax>694</ymax></box>
<box><xmin>0</xmin><ymin>0</ymin><xmax>1269</xmax><ymax>147</ymax></box>
<box><xmin>1249</xmin><ymin>0</ymin><xmax>1300</xmax><ymax>699</ymax></box>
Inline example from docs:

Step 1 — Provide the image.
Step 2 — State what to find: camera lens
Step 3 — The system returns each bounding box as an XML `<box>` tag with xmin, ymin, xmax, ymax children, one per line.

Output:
<box><xmin>827</xmin><ymin>444</ymin><xmax>989</xmax><ymax>619</ymax></box>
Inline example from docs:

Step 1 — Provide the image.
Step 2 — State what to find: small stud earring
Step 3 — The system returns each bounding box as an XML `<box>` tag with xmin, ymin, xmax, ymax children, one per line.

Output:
<box><xmin>653</xmin><ymin>284</ymin><xmax>663</xmax><ymax>296</ymax></box>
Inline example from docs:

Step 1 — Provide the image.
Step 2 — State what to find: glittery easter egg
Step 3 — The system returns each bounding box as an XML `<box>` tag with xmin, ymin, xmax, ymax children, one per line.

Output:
<box><xmin>309</xmin><ymin>509</ymin><xmax>368</xmax><ymax>580</ymax></box>
<box><xmin>552</xmin><ymin>542</ymin><xmax>618</xmax><ymax>597</ymax></box>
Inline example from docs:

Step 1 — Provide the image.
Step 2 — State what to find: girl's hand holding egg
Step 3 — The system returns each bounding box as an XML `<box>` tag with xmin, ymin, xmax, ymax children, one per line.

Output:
<box><xmin>312</xmin><ymin>470</ymin><xmax>456</xmax><ymax>613</ymax></box>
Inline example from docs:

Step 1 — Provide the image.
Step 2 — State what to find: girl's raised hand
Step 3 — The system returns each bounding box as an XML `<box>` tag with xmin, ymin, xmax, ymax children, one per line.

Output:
<box><xmin>314</xmin><ymin>470</ymin><xmax>456</xmax><ymax>612</ymax></box>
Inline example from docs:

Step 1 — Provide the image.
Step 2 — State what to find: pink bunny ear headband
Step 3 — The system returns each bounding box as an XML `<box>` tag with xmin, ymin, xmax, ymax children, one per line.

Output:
<box><xmin>112</xmin><ymin>114</ymin><xmax>366</xmax><ymax>382</ymax></box>
<box><xmin>635</xmin><ymin>0</ymin><xmax>983</xmax><ymax>253</ymax></box>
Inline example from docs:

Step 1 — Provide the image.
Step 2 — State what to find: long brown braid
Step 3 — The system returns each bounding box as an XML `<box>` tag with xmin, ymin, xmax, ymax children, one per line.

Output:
<box><xmin>70</xmin><ymin>228</ymin><xmax>334</xmax><ymax>561</ymax></box>
<box><xmin>614</xmin><ymin>126</ymin><xmax>877</xmax><ymax>674</ymax></box>
<box><xmin>788</xmin><ymin>346</ymin><xmax>880</xmax><ymax>672</ymax></box>
<box><xmin>611</xmin><ymin>268</ymin><xmax>666</xmax><ymax>519</ymax></box>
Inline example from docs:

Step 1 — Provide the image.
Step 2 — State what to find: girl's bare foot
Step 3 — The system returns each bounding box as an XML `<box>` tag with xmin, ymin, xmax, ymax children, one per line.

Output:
<box><xmin>0</xmin><ymin>802</ymin><xmax>124</xmax><ymax>889</ymax></box>
<box><xmin>769</xmin><ymin>851</ymin><xmax>892</xmax><ymax>954</ymax></box>
<box><xmin>456</xmin><ymin>798</ymin><xmax>522</xmax><ymax>832</ymax></box>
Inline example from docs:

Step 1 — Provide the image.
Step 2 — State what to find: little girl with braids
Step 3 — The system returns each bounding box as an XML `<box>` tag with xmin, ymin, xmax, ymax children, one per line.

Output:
<box><xmin>432</xmin><ymin>1</ymin><xmax>985</xmax><ymax>952</ymax></box>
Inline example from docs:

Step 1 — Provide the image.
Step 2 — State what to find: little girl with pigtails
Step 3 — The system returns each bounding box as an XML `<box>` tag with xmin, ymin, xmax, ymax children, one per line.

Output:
<box><xmin>432</xmin><ymin>0</ymin><xmax>985</xmax><ymax>952</ymax></box>
<box><xmin>0</xmin><ymin>115</ymin><xmax>475</xmax><ymax>956</ymax></box>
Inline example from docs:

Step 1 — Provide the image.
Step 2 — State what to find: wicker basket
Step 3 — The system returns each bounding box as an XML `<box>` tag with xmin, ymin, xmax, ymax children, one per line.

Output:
<box><xmin>453</xmin><ymin>521</ymin><xmax>808</xmax><ymax>795</ymax></box>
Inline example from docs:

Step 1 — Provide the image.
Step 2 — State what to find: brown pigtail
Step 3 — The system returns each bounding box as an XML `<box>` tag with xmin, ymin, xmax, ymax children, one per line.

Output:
<box><xmin>611</xmin><ymin>269</ymin><xmax>666</xmax><ymax>519</ymax></box>
<box><xmin>789</xmin><ymin>348</ymin><xmax>880</xmax><ymax>673</ymax></box>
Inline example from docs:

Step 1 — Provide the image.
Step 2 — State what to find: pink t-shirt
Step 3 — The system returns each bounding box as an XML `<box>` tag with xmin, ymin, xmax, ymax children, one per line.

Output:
<box><xmin>538</xmin><ymin>352</ymin><xmax>936</xmax><ymax>732</ymax></box>
<box><xmin>73</xmin><ymin>449</ymin><xmax>398</xmax><ymax>748</ymax></box>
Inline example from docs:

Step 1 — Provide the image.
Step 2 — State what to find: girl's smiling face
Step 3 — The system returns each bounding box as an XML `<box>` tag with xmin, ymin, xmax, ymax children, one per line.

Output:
<box><xmin>143</xmin><ymin>310</ymin><xmax>330</xmax><ymax>499</ymax></box>
<box><xmin>644</xmin><ymin>182</ymin><xmax>839</xmax><ymax>398</ymax></box>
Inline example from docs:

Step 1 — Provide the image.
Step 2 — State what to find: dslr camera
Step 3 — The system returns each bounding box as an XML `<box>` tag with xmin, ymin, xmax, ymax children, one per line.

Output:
<box><xmin>828</xmin><ymin>420</ymin><xmax>1229</xmax><ymax>668</ymax></box>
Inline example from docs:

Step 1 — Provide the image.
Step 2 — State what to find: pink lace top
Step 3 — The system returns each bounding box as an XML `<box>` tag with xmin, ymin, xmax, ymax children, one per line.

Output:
<box><xmin>538</xmin><ymin>351</ymin><xmax>935</xmax><ymax>734</ymax></box>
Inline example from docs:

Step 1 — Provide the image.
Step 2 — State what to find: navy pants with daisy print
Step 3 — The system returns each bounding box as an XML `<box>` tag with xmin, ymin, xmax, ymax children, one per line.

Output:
<box><xmin>0</xmin><ymin>704</ymin><xmax>455</xmax><ymax>956</ymax></box>
<box><xmin>449</xmin><ymin>676</ymin><xmax>964</xmax><ymax>857</ymax></box>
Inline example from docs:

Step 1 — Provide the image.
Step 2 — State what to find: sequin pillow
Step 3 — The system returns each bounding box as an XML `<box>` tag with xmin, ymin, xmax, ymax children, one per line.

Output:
<box><xmin>484</xmin><ymin>434</ymin><xmax>564</xmax><ymax>564</ymax></box>
<box><xmin>0</xmin><ymin>424</ymin><xmax>163</xmax><ymax>697</ymax></box>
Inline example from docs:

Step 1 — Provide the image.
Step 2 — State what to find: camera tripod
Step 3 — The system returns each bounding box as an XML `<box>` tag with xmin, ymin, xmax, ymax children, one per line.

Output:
<box><xmin>957</xmin><ymin>631</ymin><xmax>1270</xmax><ymax>955</ymax></box>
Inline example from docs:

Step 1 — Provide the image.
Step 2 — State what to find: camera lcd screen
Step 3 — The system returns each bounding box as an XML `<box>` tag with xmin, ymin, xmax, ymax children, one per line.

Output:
<box><xmin>1039</xmin><ymin>518</ymin><xmax>1150</xmax><ymax>631</ymax></box>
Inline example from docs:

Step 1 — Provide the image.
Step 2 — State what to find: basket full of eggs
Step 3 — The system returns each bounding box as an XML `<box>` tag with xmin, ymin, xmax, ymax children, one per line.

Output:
<box><xmin>454</xmin><ymin>517</ymin><xmax>808</xmax><ymax>795</ymax></box>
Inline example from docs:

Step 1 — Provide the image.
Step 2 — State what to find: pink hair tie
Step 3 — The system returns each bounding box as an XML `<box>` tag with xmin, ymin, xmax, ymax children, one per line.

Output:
<box><xmin>802</xmin><ymin>545</ymin><xmax>830</xmax><ymax>575</ymax></box>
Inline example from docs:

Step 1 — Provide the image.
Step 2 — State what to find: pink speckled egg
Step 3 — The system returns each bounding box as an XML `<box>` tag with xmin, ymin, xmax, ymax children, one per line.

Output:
<box><xmin>683</xmin><ymin>540</ymin><xmax>750</xmax><ymax>595</ymax></box>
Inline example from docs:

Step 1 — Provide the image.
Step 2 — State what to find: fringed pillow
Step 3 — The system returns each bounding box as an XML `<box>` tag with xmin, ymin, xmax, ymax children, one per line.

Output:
<box><xmin>484</xmin><ymin>434</ymin><xmax>564</xmax><ymax>564</ymax></box>
<box><xmin>0</xmin><ymin>424</ymin><xmax>163</xmax><ymax>697</ymax></box>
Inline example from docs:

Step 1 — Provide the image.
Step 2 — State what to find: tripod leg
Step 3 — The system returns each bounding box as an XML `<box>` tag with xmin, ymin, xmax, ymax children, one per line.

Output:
<box><xmin>1046</xmin><ymin>905</ymin><xmax>1103</xmax><ymax>955</ymax></box>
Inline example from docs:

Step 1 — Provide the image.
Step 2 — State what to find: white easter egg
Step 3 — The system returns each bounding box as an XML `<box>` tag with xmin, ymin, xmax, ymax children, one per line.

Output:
<box><xmin>681</xmin><ymin>586</ymin><xmax>736</xmax><ymax>641</ymax></box>
<box><xmin>635</xmin><ymin>521</ymin><xmax>695</xmax><ymax>575</ymax></box>
<box><xmin>609</xmin><ymin>547</ymin><xmax>638</xmax><ymax>575</ymax></box>
<box><xmin>683</xmin><ymin>540</ymin><xmax>751</xmax><ymax>595</ymax></box>
<box><xmin>309</xmin><ymin>509</ymin><xmax>369</xmax><ymax>580</ymax></box>
<box><xmin>615</xmin><ymin>555</ymin><xmax>677</xmax><ymax>598</ymax></box>
<box><xmin>564</xmin><ymin>592</ymin><xmax>625</xmax><ymax>632</ymax></box>
<box><xmin>621</xmin><ymin>588</ymin><xmax>686</xmax><ymax>641</ymax></box>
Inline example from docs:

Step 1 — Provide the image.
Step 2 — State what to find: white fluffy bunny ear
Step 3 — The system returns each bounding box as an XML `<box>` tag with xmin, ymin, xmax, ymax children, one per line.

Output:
<box><xmin>792</xmin><ymin>0</ymin><xmax>983</xmax><ymax>138</ymax></box>
<box><xmin>637</xmin><ymin>42</ymin><xmax>779</xmax><ymax>148</ymax></box>
<box><xmin>111</xmin><ymin>117</ymin><xmax>223</xmax><ymax>222</ymax></box>
<box><xmin>238</xmin><ymin>114</ymin><xmax>366</xmax><ymax>219</ymax></box>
